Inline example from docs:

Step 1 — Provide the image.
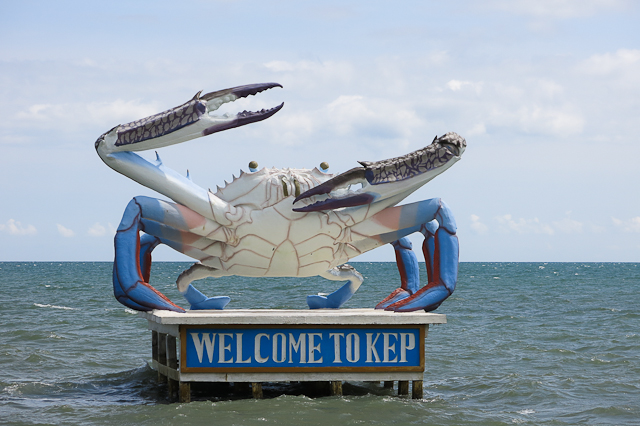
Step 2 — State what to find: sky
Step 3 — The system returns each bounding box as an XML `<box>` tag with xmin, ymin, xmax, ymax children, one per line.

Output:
<box><xmin>0</xmin><ymin>0</ymin><xmax>639</xmax><ymax>262</ymax></box>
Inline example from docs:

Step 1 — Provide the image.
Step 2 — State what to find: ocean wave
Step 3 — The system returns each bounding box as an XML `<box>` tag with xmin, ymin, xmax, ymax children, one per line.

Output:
<box><xmin>33</xmin><ymin>303</ymin><xmax>76</xmax><ymax>310</ymax></box>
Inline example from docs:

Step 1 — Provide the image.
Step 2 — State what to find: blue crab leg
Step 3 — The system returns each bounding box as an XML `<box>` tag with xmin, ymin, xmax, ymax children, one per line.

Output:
<box><xmin>122</xmin><ymin>196</ymin><xmax>233</xmax><ymax>310</ymax></box>
<box><xmin>347</xmin><ymin>198</ymin><xmax>458</xmax><ymax>312</ymax></box>
<box><xmin>113</xmin><ymin>199</ymin><xmax>185</xmax><ymax>312</ymax></box>
<box><xmin>421</xmin><ymin>219</ymin><xmax>439</xmax><ymax>283</ymax></box>
<box><xmin>307</xmin><ymin>265</ymin><xmax>364</xmax><ymax>309</ymax></box>
<box><xmin>373</xmin><ymin>237</ymin><xmax>420</xmax><ymax>309</ymax></box>
<box><xmin>384</xmin><ymin>204</ymin><xmax>458</xmax><ymax>312</ymax></box>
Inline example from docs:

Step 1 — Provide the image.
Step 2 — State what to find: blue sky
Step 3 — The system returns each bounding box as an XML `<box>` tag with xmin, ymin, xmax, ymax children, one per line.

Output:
<box><xmin>1</xmin><ymin>0</ymin><xmax>639</xmax><ymax>262</ymax></box>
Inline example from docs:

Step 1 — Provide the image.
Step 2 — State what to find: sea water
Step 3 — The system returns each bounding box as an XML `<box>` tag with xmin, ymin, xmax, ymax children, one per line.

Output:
<box><xmin>0</xmin><ymin>262</ymin><xmax>638</xmax><ymax>425</ymax></box>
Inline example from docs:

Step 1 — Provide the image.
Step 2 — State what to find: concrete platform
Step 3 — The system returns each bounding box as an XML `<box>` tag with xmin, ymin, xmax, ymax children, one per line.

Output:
<box><xmin>140</xmin><ymin>309</ymin><xmax>446</xmax><ymax>401</ymax></box>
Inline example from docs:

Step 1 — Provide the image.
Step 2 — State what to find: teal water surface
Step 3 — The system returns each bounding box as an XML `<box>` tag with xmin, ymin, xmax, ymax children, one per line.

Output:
<box><xmin>1</xmin><ymin>262</ymin><xmax>639</xmax><ymax>425</ymax></box>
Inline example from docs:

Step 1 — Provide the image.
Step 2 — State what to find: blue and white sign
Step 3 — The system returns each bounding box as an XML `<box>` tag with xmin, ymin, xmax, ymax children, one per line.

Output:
<box><xmin>181</xmin><ymin>326</ymin><xmax>424</xmax><ymax>372</ymax></box>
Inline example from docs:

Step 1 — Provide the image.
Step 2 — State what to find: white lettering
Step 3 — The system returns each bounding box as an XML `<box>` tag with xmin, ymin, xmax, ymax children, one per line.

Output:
<box><xmin>217</xmin><ymin>333</ymin><xmax>233</xmax><ymax>363</ymax></box>
<box><xmin>346</xmin><ymin>333</ymin><xmax>360</xmax><ymax>362</ymax></box>
<box><xmin>308</xmin><ymin>333</ymin><xmax>323</xmax><ymax>363</ymax></box>
<box><xmin>273</xmin><ymin>333</ymin><xmax>286</xmax><ymax>363</ymax></box>
<box><xmin>329</xmin><ymin>333</ymin><xmax>344</xmax><ymax>363</ymax></box>
<box><xmin>400</xmin><ymin>332</ymin><xmax>416</xmax><ymax>362</ymax></box>
<box><xmin>366</xmin><ymin>333</ymin><xmax>381</xmax><ymax>363</ymax></box>
<box><xmin>288</xmin><ymin>333</ymin><xmax>306</xmax><ymax>363</ymax></box>
<box><xmin>191</xmin><ymin>332</ymin><xmax>216</xmax><ymax>363</ymax></box>
<box><xmin>235</xmin><ymin>333</ymin><xmax>251</xmax><ymax>363</ymax></box>
<box><xmin>383</xmin><ymin>333</ymin><xmax>398</xmax><ymax>363</ymax></box>
<box><xmin>255</xmin><ymin>333</ymin><xmax>270</xmax><ymax>363</ymax></box>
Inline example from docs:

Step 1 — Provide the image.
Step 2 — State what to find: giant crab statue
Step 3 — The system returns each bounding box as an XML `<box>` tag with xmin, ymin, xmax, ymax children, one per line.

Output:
<box><xmin>95</xmin><ymin>83</ymin><xmax>466</xmax><ymax>313</ymax></box>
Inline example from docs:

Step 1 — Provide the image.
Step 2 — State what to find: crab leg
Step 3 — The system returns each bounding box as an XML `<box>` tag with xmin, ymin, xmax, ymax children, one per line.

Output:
<box><xmin>307</xmin><ymin>265</ymin><xmax>364</xmax><ymax>309</ymax></box>
<box><xmin>345</xmin><ymin>198</ymin><xmax>458</xmax><ymax>312</ymax></box>
<box><xmin>113</xmin><ymin>199</ymin><xmax>185</xmax><ymax>312</ymax></box>
<box><xmin>382</xmin><ymin>202</ymin><xmax>458</xmax><ymax>312</ymax></box>
<box><xmin>383</xmin><ymin>207</ymin><xmax>458</xmax><ymax>312</ymax></box>
<box><xmin>373</xmin><ymin>237</ymin><xmax>420</xmax><ymax>308</ymax></box>
<box><xmin>114</xmin><ymin>196</ymin><xmax>238</xmax><ymax>311</ymax></box>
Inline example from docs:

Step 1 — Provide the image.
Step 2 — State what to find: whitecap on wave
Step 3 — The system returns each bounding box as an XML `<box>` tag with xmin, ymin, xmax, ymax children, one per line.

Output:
<box><xmin>33</xmin><ymin>303</ymin><xmax>76</xmax><ymax>310</ymax></box>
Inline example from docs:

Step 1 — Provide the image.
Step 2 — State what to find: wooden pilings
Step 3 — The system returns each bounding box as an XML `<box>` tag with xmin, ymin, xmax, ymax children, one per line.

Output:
<box><xmin>398</xmin><ymin>380</ymin><xmax>409</xmax><ymax>396</ymax></box>
<box><xmin>412</xmin><ymin>380</ymin><xmax>424</xmax><ymax>399</ymax></box>
<box><xmin>251</xmin><ymin>382</ymin><xmax>263</xmax><ymax>399</ymax></box>
<box><xmin>380</xmin><ymin>380</ymin><xmax>424</xmax><ymax>399</ymax></box>
<box><xmin>330</xmin><ymin>381</ymin><xmax>343</xmax><ymax>396</ymax></box>
<box><xmin>153</xmin><ymin>330</ymin><xmax>190</xmax><ymax>403</ymax></box>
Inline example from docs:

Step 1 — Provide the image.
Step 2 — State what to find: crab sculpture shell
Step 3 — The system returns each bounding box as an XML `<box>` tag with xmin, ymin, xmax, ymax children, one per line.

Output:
<box><xmin>95</xmin><ymin>83</ymin><xmax>466</xmax><ymax>313</ymax></box>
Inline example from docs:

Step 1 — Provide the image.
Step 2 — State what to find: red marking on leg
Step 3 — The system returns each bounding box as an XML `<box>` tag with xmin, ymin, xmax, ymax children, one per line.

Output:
<box><xmin>134</xmin><ymin>226</ymin><xmax>183</xmax><ymax>311</ymax></box>
<box><xmin>422</xmin><ymin>240</ymin><xmax>433</xmax><ymax>283</ymax></box>
<box><xmin>376</xmin><ymin>288</ymin><xmax>410</xmax><ymax>307</ymax></box>
<box><xmin>174</xmin><ymin>203</ymin><xmax>207</xmax><ymax>229</ymax></box>
<box><xmin>432</xmin><ymin>231</ymin><xmax>441</xmax><ymax>286</ymax></box>
<box><xmin>180</xmin><ymin>231</ymin><xmax>202</xmax><ymax>245</ymax></box>
<box><xmin>140</xmin><ymin>281</ymin><xmax>182</xmax><ymax>307</ymax></box>
<box><xmin>142</xmin><ymin>250</ymin><xmax>152</xmax><ymax>283</ymax></box>
<box><xmin>135</xmin><ymin>231</ymin><xmax>144</xmax><ymax>284</ymax></box>
<box><xmin>370</xmin><ymin>207</ymin><xmax>402</xmax><ymax>229</ymax></box>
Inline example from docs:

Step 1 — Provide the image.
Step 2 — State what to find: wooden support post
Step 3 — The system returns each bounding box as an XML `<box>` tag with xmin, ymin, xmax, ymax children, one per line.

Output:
<box><xmin>251</xmin><ymin>382</ymin><xmax>263</xmax><ymax>399</ymax></box>
<box><xmin>330</xmin><ymin>381</ymin><xmax>343</xmax><ymax>396</ymax></box>
<box><xmin>179</xmin><ymin>382</ymin><xmax>191</xmax><ymax>403</ymax></box>
<box><xmin>234</xmin><ymin>382</ymin><xmax>250</xmax><ymax>393</ymax></box>
<box><xmin>157</xmin><ymin>333</ymin><xmax>167</xmax><ymax>383</ymax></box>
<box><xmin>383</xmin><ymin>381</ymin><xmax>394</xmax><ymax>388</ymax></box>
<box><xmin>412</xmin><ymin>380</ymin><xmax>423</xmax><ymax>399</ymax></box>
<box><xmin>167</xmin><ymin>335</ymin><xmax>178</xmax><ymax>400</ymax></box>
<box><xmin>151</xmin><ymin>331</ymin><xmax>158</xmax><ymax>363</ymax></box>
<box><xmin>398</xmin><ymin>381</ymin><xmax>409</xmax><ymax>396</ymax></box>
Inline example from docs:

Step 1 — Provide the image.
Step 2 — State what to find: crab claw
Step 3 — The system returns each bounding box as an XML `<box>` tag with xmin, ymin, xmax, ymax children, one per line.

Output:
<box><xmin>200</xmin><ymin>83</ymin><xmax>284</xmax><ymax>136</ymax></box>
<box><xmin>96</xmin><ymin>82</ymin><xmax>283</xmax><ymax>153</ymax></box>
<box><xmin>293</xmin><ymin>132</ymin><xmax>466</xmax><ymax>213</ymax></box>
<box><xmin>292</xmin><ymin>167</ymin><xmax>374</xmax><ymax>212</ymax></box>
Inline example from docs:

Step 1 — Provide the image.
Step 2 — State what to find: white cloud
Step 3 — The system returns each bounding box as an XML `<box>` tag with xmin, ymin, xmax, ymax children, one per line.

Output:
<box><xmin>490</xmin><ymin>103</ymin><xmax>584</xmax><ymax>136</ymax></box>
<box><xmin>57</xmin><ymin>224</ymin><xmax>76</xmax><ymax>238</ymax></box>
<box><xmin>87</xmin><ymin>222</ymin><xmax>116</xmax><ymax>237</ymax></box>
<box><xmin>262</xmin><ymin>60</ymin><xmax>355</xmax><ymax>87</ymax></box>
<box><xmin>446</xmin><ymin>80</ymin><xmax>483</xmax><ymax>94</ymax></box>
<box><xmin>612</xmin><ymin>217</ymin><xmax>640</xmax><ymax>232</ymax></box>
<box><xmin>262</xmin><ymin>94</ymin><xmax>425</xmax><ymax>149</ymax></box>
<box><xmin>495</xmin><ymin>214</ymin><xmax>555</xmax><ymax>235</ymax></box>
<box><xmin>488</xmin><ymin>0</ymin><xmax>629</xmax><ymax>19</ymax></box>
<box><xmin>580</xmin><ymin>49</ymin><xmax>640</xmax><ymax>75</ymax></box>
<box><xmin>438</xmin><ymin>78</ymin><xmax>584</xmax><ymax>137</ymax></box>
<box><xmin>326</xmin><ymin>95</ymin><xmax>423</xmax><ymax>141</ymax></box>
<box><xmin>14</xmin><ymin>99</ymin><xmax>161</xmax><ymax>129</ymax></box>
<box><xmin>470</xmin><ymin>214</ymin><xmax>489</xmax><ymax>234</ymax></box>
<box><xmin>494</xmin><ymin>214</ymin><xmax>608</xmax><ymax>235</ymax></box>
<box><xmin>552</xmin><ymin>215</ymin><xmax>584</xmax><ymax>234</ymax></box>
<box><xmin>0</xmin><ymin>219</ymin><xmax>37</xmax><ymax>236</ymax></box>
